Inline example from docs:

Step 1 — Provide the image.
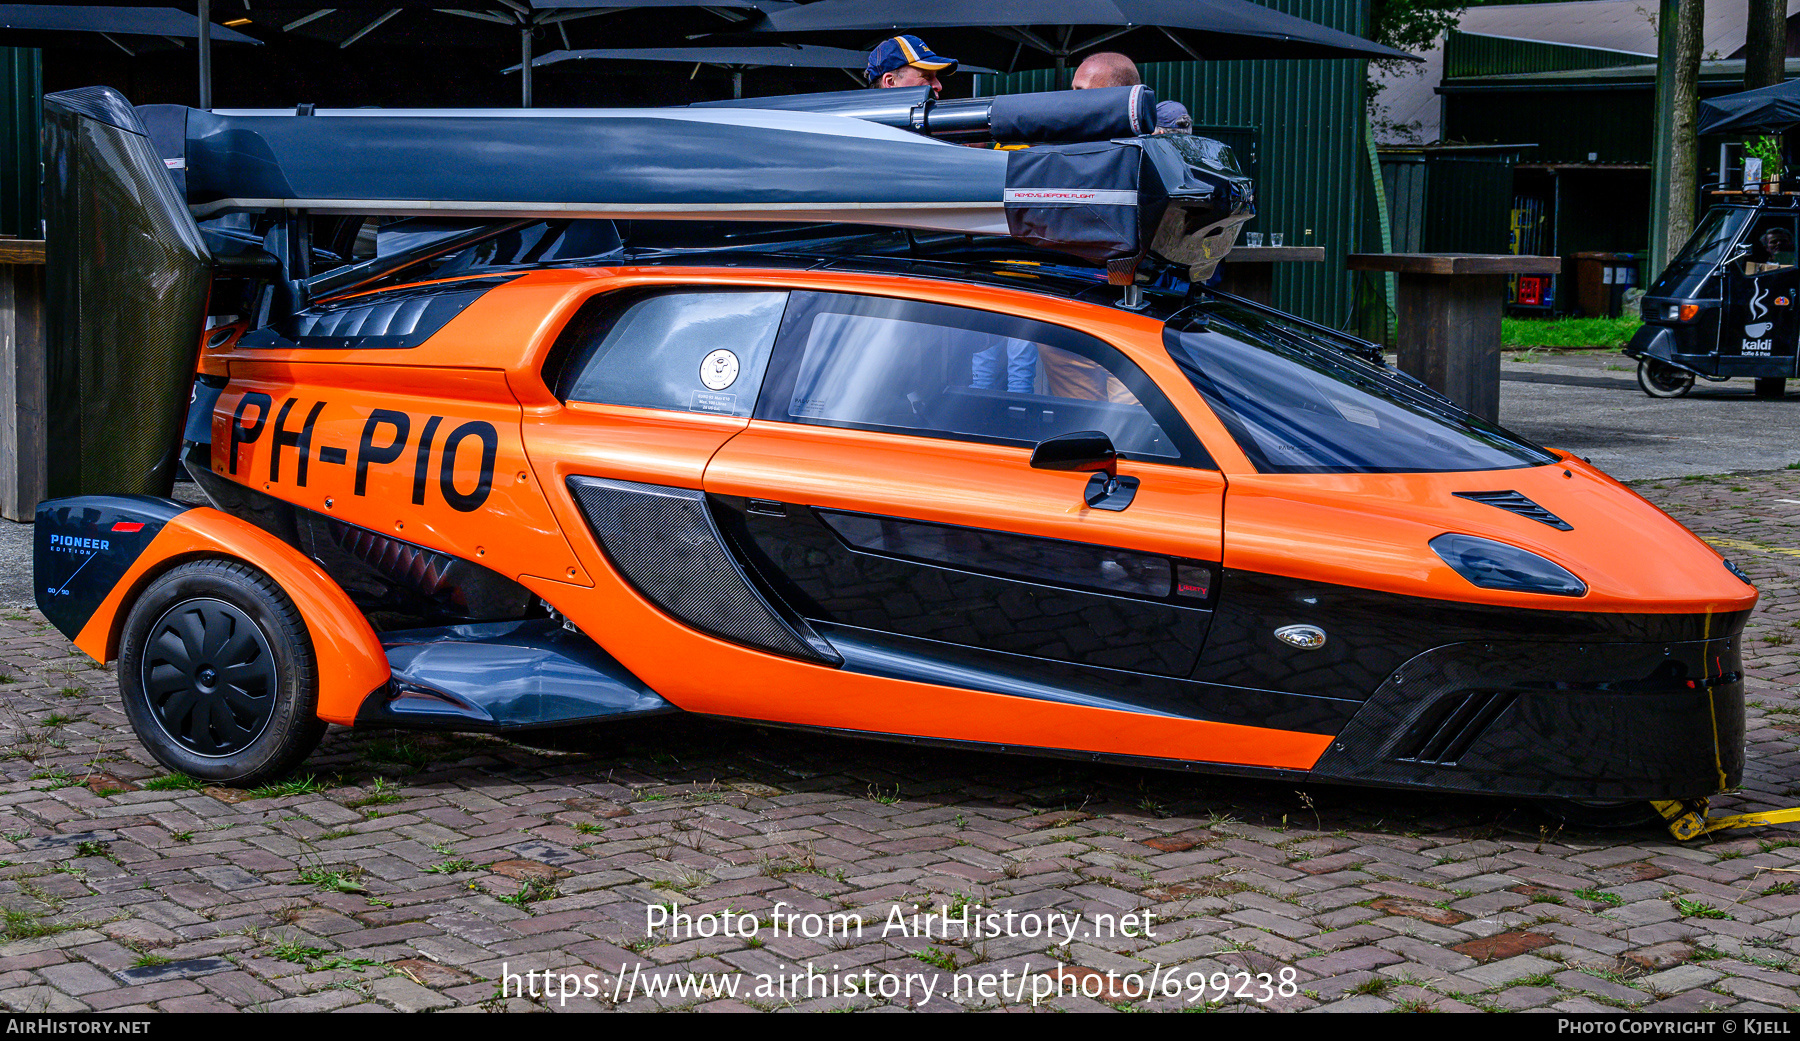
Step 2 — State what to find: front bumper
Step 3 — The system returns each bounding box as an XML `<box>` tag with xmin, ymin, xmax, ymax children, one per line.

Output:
<box><xmin>1310</xmin><ymin>634</ymin><xmax>1745</xmax><ymax>800</ymax></box>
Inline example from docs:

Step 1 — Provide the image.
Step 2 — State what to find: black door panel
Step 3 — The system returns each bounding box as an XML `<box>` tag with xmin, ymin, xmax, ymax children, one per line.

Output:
<box><xmin>714</xmin><ymin>496</ymin><xmax>1211</xmax><ymax>678</ymax></box>
<box><xmin>817</xmin><ymin>620</ymin><xmax>1356</xmax><ymax>734</ymax></box>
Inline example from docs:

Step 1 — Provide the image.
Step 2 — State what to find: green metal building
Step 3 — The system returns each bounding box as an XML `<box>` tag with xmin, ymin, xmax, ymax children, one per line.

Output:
<box><xmin>1438</xmin><ymin>28</ymin><xmax>1800</xmax><ymax>314</ymax></box>
<box><xmin>0</xmin><ymin>48</ymin><xmax>40</xmax><ymax>239</ymax></box>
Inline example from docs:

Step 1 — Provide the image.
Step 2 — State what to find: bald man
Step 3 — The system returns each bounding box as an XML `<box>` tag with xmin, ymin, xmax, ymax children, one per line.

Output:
<box><xmin>1071</xmin><ymin>51</ymin><xmax>1140</xmax><ymax>90</ymax></box>
<box><xmin>1070</xmin><ymin>51</ymin><xmax>1193</xmax><ymax>132</ymax></box>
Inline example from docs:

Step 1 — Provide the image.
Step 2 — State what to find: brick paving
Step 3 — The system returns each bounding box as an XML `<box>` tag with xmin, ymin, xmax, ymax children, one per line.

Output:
<box><xmin>0</xmin><ymin>473</ymin><xmax>1796</xmax><ymax>1012</ymax></box>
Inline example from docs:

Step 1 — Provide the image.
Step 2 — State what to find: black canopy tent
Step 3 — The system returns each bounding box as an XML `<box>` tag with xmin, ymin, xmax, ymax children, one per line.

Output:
<box><xmin>0</xmin><ymin>5</ymin><xmax>257</xmax><ymax>50</ymax></box>
<box><xmin>38</xmin><ymin>1</ymin><xmax>772</xmax><ymax>107</ymax></box>
<box><xmin>444</xmin><ymin>0</ymin><xmax>771</xmax><ymax>106</ymax></box>
<box><xmin>0</xmin><ymin>2</ymin><xmax>257</xmax><ymax>108</ymax></box>
<box><xmin>1700</xmin><ymin>79</ymin><xmax>1800</xmax><ymax>136</ymax></box>
<box><xmin>253</xmin><ymin>1</ymin><xmax>768</xmax><ymax>107</ymax></box>
<box><xmin>19</xmin><ymin>2</ymin><xmax>264</xmax><ymax>107</ymax></box>
<box><xmin>512</xmin><ymin>44</ymin><xmax>996</xmax><ymax>97</ymax></box>
<box><xmin>730</xmin><ymin>0</ymin><xmax>1418</xmax><ymax>73</ymax></box>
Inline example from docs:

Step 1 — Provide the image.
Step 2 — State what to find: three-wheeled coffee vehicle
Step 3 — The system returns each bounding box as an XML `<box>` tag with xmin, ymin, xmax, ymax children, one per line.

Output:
<box><xmin>1627</xmin><ymin>78</ymin><xmax>1800</xmax><ymax>399</ymax></box>
<box><xmin>1627</xmin><ymin>193</ymin><xmax>1800</xmax><ymax>398</ymax></box>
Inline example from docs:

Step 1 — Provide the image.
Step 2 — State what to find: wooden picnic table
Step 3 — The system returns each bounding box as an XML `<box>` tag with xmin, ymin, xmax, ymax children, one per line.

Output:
<box><xmin>1214</xmin><ymin>245</ymin><xmax>1325</xmax><ymax>305</ymax></box>
<box><xmin>1347</xmin><ymin>253</ymin><xmax>1562</xmax><ymax>424</ymax></box>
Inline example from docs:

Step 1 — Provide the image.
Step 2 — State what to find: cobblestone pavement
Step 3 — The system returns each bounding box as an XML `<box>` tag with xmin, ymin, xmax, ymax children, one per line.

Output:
<box><xmin>0</xmin><ymin>476</ymin><xmax>1797</xmax><ymax>1013</ymax></box>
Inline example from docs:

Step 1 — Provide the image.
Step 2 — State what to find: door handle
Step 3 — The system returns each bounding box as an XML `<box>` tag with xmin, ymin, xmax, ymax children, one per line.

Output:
<box><xmin>1084</xmin><ymin>473</ymin><xmax>1138</xmax><ymax>512</ymax></box>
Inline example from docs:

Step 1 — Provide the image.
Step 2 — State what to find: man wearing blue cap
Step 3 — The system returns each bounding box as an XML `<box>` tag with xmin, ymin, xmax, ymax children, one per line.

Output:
<box><xmin>865</xmin><ymin>35</ymin><xmax>957</xmax><ymax>97</ymax></box>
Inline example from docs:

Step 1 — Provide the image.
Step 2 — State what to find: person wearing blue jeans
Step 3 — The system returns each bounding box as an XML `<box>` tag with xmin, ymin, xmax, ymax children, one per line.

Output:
<box><xmin>970</xmin><ymin>338</ymin><xmax>1039</xmax><ymax>393</ymax></box>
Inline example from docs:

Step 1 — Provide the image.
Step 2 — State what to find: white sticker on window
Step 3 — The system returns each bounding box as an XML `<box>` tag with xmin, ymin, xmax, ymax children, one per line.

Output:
<box><xmin>691</xmin><ymin>391</ymin><xmax>738</xmax><ymax>414</ymax></box>
<box><xmin>700</xmin><ymin>349</ymin><xmax>740</xmax><ymax>391</ymax></box>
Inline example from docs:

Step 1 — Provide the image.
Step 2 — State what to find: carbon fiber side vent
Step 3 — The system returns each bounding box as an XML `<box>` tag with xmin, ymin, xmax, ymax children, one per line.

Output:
<box><xmin>1453</xmin><ymin>490</ymin><xmax>1572</xmax><ymax>530</ymax></box>
<box><xmin>238</xmin><ymin>276</ymin><xmax>513</xmax><ymax>351</ymax></box>
<box><xmin>1396</xmin><ymin>691</ymin><xmax>1517</xmax><ymax>766</ymax></box>
<box><xmin>567</xmin><ymin>476</ymin><xmax>838</xmax><ymax>665</ymax></box>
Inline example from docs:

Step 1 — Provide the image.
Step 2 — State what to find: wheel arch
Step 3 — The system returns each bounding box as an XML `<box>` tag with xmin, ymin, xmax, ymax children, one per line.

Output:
<box><xmin>73</xmin><ymin>506</ymin><xmax>389</xmax><ymax>726</ymax></box>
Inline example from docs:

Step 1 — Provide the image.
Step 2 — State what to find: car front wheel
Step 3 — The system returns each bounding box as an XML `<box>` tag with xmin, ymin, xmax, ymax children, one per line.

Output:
<box><xmin>1637</xmin><ymin>359</ymin><xmax>1695</xmax><ymax>398</ymax></box>
<box><xmin>117</xmin><ymin>560</ymin><xmax>325</xmax><ymax>787</ymax></box>
<box><xmin>1538</xmin><ymin>798</ymin><xmax>1662</xmax><ymax>829</ymax></box>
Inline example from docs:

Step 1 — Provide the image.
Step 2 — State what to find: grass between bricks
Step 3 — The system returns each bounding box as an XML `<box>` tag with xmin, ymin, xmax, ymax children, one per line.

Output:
<box><xmin>140</xmin><ymin>773</ymin><xmax>207</xmax><ymax>792</ymax></box>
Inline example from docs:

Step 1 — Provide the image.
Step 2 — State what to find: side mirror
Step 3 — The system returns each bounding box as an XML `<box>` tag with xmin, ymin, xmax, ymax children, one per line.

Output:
<box><xmin>1725</xmin><ymin>243</ymin><xmax>1752</xmax><ymax>267</ymax></box>
<box><xmin>1030</xmin><ymin>430</ymin><xmax>1117</xmax><ymax>474</ymax></box>
<box><xmin>1032</xmin><ymin>431</ymin><xmax>1135</xmax><ymax>511</ymax></box>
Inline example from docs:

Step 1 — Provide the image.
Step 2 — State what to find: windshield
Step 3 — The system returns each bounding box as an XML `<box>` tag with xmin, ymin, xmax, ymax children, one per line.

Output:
<box><xmin>1650</xmin><ymin>207</ymin><xmax>1751</xmax><ymax>297</ymax></box>
<box><xmin>1166</xmin><ymin>303</ymin><xmax>1556</xmax><ymax>474</ymax></box>
<box><xmin>1670</xmin><ymin>207</ymin><xmax>1753</xmax><ymax>268</ymax></box>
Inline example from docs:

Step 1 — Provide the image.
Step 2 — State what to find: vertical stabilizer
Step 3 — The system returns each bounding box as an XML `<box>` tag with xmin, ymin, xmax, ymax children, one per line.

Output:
<box><xmin>43</xmin><ymin>87</ymin><xmax>209</xmax><ymax>499</ymax></box>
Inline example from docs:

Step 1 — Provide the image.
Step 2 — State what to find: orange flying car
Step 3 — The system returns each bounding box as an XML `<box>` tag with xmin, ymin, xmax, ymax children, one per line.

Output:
<box><xmin>30</xmin><ymin>87</ymin><xmax>1757</xmax><ymax>825</ymax></box>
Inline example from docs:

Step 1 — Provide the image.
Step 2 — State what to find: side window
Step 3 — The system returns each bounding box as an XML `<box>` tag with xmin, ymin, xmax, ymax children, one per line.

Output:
<box><xmin>1743</xmin><ymin>216</ymin><xmax>1797</xmax><ymax>276</ymax></box>
<box><xmin>757</xmin><ymin>292</ymin><xmax>1208</xmax><ymax>465</ymax></box>
<box><xmin>554</xmin><ymin>290</ymin><xmax>788</xmax><ymax>417</ymax></box>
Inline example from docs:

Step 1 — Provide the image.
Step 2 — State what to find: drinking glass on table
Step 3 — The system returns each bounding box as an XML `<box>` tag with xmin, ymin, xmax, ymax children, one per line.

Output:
<box><xmin>1270</xmin><ymin>232</ymin><xmax>1285</xmax><ymax>247</ymax></box>
<box><xmin>1246</xmin><ymin>232</ymin><xmax>1264</xmax><ymax>247</ymax></box>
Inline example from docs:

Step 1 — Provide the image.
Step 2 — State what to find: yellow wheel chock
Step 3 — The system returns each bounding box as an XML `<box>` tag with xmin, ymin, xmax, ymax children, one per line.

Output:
<box><xmin>1653</xmin><ymin>799</ymin><xmax>1800</xmax><ymax>841</ymax></box>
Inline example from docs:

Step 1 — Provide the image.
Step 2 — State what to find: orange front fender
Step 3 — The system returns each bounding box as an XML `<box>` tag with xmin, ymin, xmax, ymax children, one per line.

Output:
<box><xmin>73</xmin><ymin>507</ymin><xmax>389</xmax><ymax>725</ymax></box>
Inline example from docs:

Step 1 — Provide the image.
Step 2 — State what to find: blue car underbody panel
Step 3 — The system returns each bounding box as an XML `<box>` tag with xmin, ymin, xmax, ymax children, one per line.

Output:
<box><xmin>358</xmin><ymin>619</ymin><xmax>674</xmax><ymax>730</ymax></box>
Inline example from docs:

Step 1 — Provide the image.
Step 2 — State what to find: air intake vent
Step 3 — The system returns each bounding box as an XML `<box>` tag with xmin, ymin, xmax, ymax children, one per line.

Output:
<box><xmin>1453</xmin><ymin>490</ymin><xmax>1572</xmax><ymax>530</ymax></box>
<box><xmin>567</xmin><ymin>476</ymin><xmax>837</xmax><ymax>665</ymax></box>
<box><xmin>330</xmin><ymin>520</ymin><xmax>459</xmax><ymax>598</ymax></box>
<box><xmin>319</xmin><ymin>517</ymin><xmax>535</xmax><ymax>621</ymax></box>
<box><xmin>238</xmin><ymin>276</ymin><xmax>514</xmax><ymax>351</ymax></box>
<box><xmin>1397</xmin><ymin>691</ymin><xmax>1517</xmax><ymax>766</ymax></box>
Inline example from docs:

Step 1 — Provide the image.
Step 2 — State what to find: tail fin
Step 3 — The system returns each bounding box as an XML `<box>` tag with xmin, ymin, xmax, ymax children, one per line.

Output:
<box><xmin>42</xmin><ymin>87</ymin><xmax>210</xmax><ymax>499</ymax></box>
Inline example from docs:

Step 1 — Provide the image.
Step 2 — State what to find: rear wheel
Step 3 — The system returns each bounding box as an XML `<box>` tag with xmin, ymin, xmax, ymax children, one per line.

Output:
<box><xmin>117</xmin><ymin>560</ymin><xmax>325</xmax><ymax>787</ymax></box>
<box><xmin>1755</xmin><ymin>377</ymin><xmax>1788</xmax><ymax>399</ymax></box>
<box><xmin>1637</xmin><ymin>359</ymin><xmax>1694</xmax><ymax>398</ymax></box>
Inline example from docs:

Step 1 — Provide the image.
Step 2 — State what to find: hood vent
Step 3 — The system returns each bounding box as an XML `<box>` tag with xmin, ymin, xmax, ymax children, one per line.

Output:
<box><xmin>1453</xmin><ymin>490</ymin><xmax>1572</xmax><ymax>531</ymax></box>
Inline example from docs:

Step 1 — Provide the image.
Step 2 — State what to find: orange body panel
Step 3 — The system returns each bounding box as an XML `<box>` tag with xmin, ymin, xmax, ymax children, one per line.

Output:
<box><xmin>73</xmin><ymin>508</ymin><xmax>389</xmax><ymax>726</ymax></box>
<box><xmin>208</xmin><ymin>362</ymin><xmax>589</xmax><ymax>587</ymax></box>
<box><xmin>189</xmin><ymin>261</ymin><xmax>1752</xmax><ymax>770</ymax></box>
<box><xmin>703</xmin><ymin>421</ymin><xmax>1227</xmax><ymax>560</ymax></box>
<box><xmin>1223</xmin><ymin>457</ymin><xmax>1756</xmax><ymax>615</ymax></box>
<box><xmin>526</xmin><ymin>403</ymin><xmax>749</xmax><ymax>492</ymax></box>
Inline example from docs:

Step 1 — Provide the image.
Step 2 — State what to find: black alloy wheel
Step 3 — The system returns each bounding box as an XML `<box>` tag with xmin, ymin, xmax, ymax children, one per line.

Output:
<box><xmin>1637</xmin><ymin>359</ymin><xmax>1695</xmax><ymax>398</ymax></box>
<box><xmin>118</xmin><ymin>560</ymin><xmax>325</xmax><ymax>786</ymax></box>
<box><xmin>141</xmin><ymin>597</ymin><xmax>276</xmax><ymax>756</ymax></box>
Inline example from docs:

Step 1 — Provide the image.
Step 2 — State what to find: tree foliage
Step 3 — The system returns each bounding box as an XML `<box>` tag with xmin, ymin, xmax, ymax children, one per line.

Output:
<box><xmin>1367</xmin><ymin>0</ymin><xmax>1468</xmax><ymax>141</ymax></box>
<box><xmin>1369</xmin><ymin>0</ymin><xmax>1467</xmax><ymax>55</ymax></box>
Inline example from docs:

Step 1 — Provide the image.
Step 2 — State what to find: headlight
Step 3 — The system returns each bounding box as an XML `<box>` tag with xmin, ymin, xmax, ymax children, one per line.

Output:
<box><xmin>1429</xmin><ymin>533</ymin><xmax>1586</xmax><ymax>597</ymax></box>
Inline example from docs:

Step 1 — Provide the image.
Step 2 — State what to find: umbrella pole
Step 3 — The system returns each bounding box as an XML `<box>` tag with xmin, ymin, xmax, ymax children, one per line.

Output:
<box><xmin>733</xmin><ymin>71</ymin><xmax>742</xmax><ymax>99</ymax></box>
<box><xmin>198</xmin><ymin>0</ymin><xmax>212</xmax><ymax>109</ymax></box>
<box><xmin>521</xmin><ymin>27</ymin><xmax>533</xmax><ymax>108</ymax></box>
